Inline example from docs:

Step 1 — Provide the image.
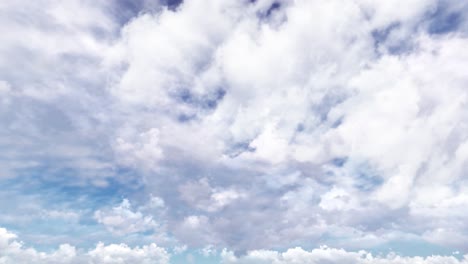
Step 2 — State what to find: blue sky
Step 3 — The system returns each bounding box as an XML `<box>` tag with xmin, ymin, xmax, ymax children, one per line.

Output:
<box><xmin>1</xmin><ymin>0</ymin><xmax>468</xmax><ymax>263</ymax></box>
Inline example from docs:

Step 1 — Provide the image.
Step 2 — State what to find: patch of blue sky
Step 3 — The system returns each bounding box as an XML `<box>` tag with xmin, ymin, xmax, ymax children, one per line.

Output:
<box><xmin>330</xmin><ymin>117</ymin><xmax>343</xmax><ymax>128</ymax></box>
<box><xmin>371</xmin><ymin>23</ymin><xmax>400</xmax><ymax>48</ymax></box>
<box><xmin>369</xmin><ymin>1</ymin><xmax>467</xmax><ymax>57</ymax></box>
<box><xmin>44</xmin><ymin>174</ymin><xmax>140</xmax><ymax>210</ymax></box>
<box><xmin>342</xmin><ymin>160</ymin><xmax>383</xmax><ymax>192</ymax></box>
<box><xmin>426</xmin><ymin>1</ymin><xmax>464</xmax><ymax>35</ymax></box>
<box><xmin>0</xmin><ymin>166</ymin><xmax>145</xmax><ymax>243</ymax></box>
<box><xmin>353</xmin><ymin>171</ymin><xmax>383</xmax><ymax>192</ymax></box>
<box><xmin>225</xmin><ymin>141</ymin><xmax>256</xmax><ymax>158</ymax></box>
<box><xmin>371</xmin><ymin>22</ymin><xmax>416</xmax><ymax>56</ymax></box>
<box><xmin>109</xmin><ymin>0</ymin><xmax>155</xmax><ymax>26</ymax></box>
<box><xmin>265</xmin><ymin>2</ymin><xmax>281</xmax><ymax>18</ymax></box>
<box><xmin>330</xmin><ymin>157</ymin><xmax>348</xmax><ymax>167</ymax></box>
<box><xmin>173</xmin><ymin>88</ymin><xmax>226</xmax><ymax>123</ymax></box>
<box><xmin>371</xmin><ymin>23</ymin><xmax>399</xmax><ymax>42</ymax></box>
<box><xmin>163</xmin><ymin>0</ymin><xmax>184</xmax><ymax>10</ymax></box>
<box><xmin>173</xmin><ymin>88</ymin><xmax>226</xmax><ymax>110</ymax></box>
<box><xmin>327</xmin><ymin>158</ymin><xmax>383</xmax><ymax>192</ymax></box>
<box><xmin>177</xmin><ymin>113</ymin><xmax>197</xmax><ymax>123</ymax></box>
<box><xmin>110</xmin><ymin>0</ymin><xmax>185</xmax><ymax>26</ymax></box>
<box><xmin>312</xmin><ymin>90</ymin><xmax>348</xmax><ymax>125</ymax></box>
<box><xmin>253</xmin><ymin>1</ymin><xmax>284</xmax><ymax>22</ymax></box>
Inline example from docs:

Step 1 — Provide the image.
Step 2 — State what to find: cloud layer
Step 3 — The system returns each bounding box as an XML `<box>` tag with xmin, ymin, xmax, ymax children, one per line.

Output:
<box><xmin>1</xmin><ymin>0</ymin><xmax>468</xmax><ymax>262</ymax></box>
<box><xmin>1</xmin><ymin>227</ymin><xmax>466</xmax><ymax>264</ymax></box>
<box><xmin>0</xmin><ymin>228</ymin><xmax>170</xmax><ymax>264</ymax></box>
<box><xmin>221</xmin><ymin>247</ymin><xmax>468</xmax><ymax>264</ymax></box>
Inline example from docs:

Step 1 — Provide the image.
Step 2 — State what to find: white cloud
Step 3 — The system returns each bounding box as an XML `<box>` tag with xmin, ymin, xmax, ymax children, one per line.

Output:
<box><xmin>1</xmin><ymin>226</ymin><xmax>466</xmax><ymax>264</ymax></box>
<box><xmin>94</xmin><ymin>199</ymin><xmax>159</xmax><ymax>236</ymax></box>
<box><xmin>114</xmin><ymin>128</ymin><xmax>164</xmax><ymax>170</ymax></box>
<box><xmin>319</xmin><ymin>186</ymin><xmax>358</xmax><ymax>211</ymax></box>
<box><xmin>0</xmin><ymin>0</ymin><xmax>114</xmax><ymax>101</ymax></box>
<box><xmin>0</xmin><ymin>227</ymin><xmax>170</xmax><ymax>264</ymax></box>
<box><xmin>221</xmin><ymin>246</ymin><xmax>468</xmax><ymax>264</ymax></box>
<box><xmin>201</xmin><ymin>244</ymin><xmax>217</xmax><ymax>257</ymax></box>
<box><xmin>173</xmin><ymin>215</ymin><xmax>219</xmax><ymax>247</ymax></box>
<box><xmin>39</xmin><ymin>209</ymin><xmax>80</xmax><ymax>222</ymax></box>
<box><xmin>179</xmin><ymin>178</ymin><xmax>246</xmax><ymax>212</ymax></box>
<box><xmin>88</xmin><ymin>242</ymin><xmax>170</xmax><ymax>264</ymax></box>
<box><xmin>172</xmin><ymin>244</ymin><xmax>188</xmax><ymax>255</ymax></box>
<box><xmin>104</xmin><ymin>0</ymin><xmax>237</xmax><ymax>107</ymax></box>
<box><xmin>328</xmin><ymin>35</ymin><xmax>468</xmax><ymax>212</ymax></box>
<box><xmin>6</xmin><ymin>225</ymin><xmax>466</xmax><ymax>264</ymax></box>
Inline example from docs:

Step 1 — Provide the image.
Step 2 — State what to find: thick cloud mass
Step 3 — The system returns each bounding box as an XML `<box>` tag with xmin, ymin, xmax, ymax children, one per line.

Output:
<box><xmin>1</xmin><ymin>0</ymin><xmax>468</xmax><ymax>263</ymax></box>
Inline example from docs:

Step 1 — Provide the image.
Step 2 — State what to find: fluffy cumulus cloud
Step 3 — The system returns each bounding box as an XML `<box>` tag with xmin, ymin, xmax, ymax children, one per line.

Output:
<box><xmin>0</xmin><ymin>227</ymin><xmax>170</xmax><ymax>264</ymax></box>
<box><xmin>221</xmin><ymin>246</ymin><xmax>468</xmax><ymax>264</ymax></box>
<box><xmin>1</xmin><ymin>0</ymin><xmax>468</xmax><ymax>263</ymax></box>
<box><xmin>94</xmin><ymin>199</ymin><xmax>159</xmax><ymax>235</ymax></box>
<box><xmin>3</xmin><ymin>226</ymin><xmax>467</xmax><ymax>264</ymax></box>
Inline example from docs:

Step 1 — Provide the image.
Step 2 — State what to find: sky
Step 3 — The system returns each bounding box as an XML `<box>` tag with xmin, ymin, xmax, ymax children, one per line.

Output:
<box><xmin>1</xmin><ymin>0</ymin><xmax>468</xmax><ymax>263</ymax></box>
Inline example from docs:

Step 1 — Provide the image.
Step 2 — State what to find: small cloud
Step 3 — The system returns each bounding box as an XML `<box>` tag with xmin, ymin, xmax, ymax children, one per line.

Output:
<box><xmin>94</xmin><ymin>199</ymin><xmax>158</xmax><ymax>236</ymax></box>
